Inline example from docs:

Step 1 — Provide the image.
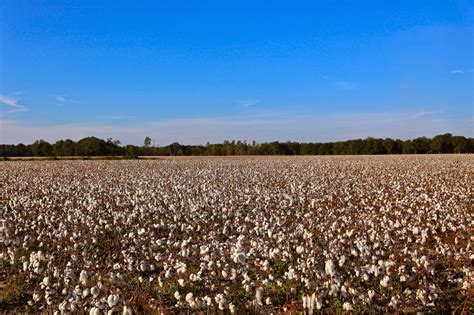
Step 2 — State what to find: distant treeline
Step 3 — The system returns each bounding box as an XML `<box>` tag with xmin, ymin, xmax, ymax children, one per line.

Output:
<box><xmin>0</xmin><ymin>133</ymin><xmax>472</xmax><ymax>157</ymax></box>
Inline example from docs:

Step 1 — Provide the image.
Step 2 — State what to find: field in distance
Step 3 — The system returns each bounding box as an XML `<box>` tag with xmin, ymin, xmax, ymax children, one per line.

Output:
<box><xmin>0</xmin><ymin>155</ymin><xmax>472</xmax><ymax>313</ymax></box>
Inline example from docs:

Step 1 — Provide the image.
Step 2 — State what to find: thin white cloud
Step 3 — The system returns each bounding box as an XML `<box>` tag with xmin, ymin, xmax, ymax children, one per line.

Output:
<box><xmin>236</xmin><ymin>99</ymin><xmax>260</xmax><ymax>107</ymax></box>
<box><xmin>56</xmin><ymin>95</ymin><xmax>78</xmax><ymax>104</ymax></box>
<box><xmin>0</xmin><ymin>96</ymin><xmax>20</xmax><ymax>107</ymax></box>
<box><xmin>407</xmin><ymin>110</ymin><xmax>444</xmax><ymax>119</ymax></box>
<box><xmin>101</xmin><ymin>115</ymin><xmax>136</xmax><ymax>119</ymax></box>
<box><xmin>4</xmin><ymin>107</ymin><xmax>29</xmax><ymax>114</ymax></box>
<box><xmin>0</xmin><ymin>95</ymin><xmax>28</xmax><ymax>114</ymax></box>
<box><xmin>336</xmin><ymin>81</ymin><xmax>357</xmax><ymax>90</ymax></box>
<box><xmin>450</xmin><ymin>69</ymin><xmax>464</xmax><ymax>75</ymax></box>
<box><xmin>1</xmin><ymin>110</ymin><xmax>471</xmax><ymax>145</ymax></box>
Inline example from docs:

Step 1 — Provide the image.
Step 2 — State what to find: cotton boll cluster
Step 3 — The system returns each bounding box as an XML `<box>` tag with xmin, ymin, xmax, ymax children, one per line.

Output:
<box><xmin>0</xmin><ymin>155</ymin><xmax>472</xmax><ymax>313</ymax></box>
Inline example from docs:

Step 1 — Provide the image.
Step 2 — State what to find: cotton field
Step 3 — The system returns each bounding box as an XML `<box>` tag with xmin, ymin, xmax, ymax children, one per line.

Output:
<box><xmin>0</xmin><ymin>156</ymin><xmax>472</xmax><ymax>313</ymax></box>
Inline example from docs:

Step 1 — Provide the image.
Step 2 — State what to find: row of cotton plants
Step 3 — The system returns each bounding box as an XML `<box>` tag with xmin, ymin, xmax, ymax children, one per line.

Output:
<box><xmin>0</xmin><ymin>155</ymin><xmax>472</xmax><ymax>313</ymax></box>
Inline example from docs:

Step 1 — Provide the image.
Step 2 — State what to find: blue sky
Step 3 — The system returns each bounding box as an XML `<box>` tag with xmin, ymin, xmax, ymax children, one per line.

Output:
<box><xmin>1</xmin><ymin>0</ymin><xmax>473</xmax><ymax>144</ymax></box>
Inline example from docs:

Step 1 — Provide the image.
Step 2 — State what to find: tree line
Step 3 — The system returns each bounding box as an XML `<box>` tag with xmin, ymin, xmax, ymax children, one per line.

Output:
<box><xmin>0</xmin><ymin>134</ymin><xmax>472</xmax><ymax>157</ymax></box>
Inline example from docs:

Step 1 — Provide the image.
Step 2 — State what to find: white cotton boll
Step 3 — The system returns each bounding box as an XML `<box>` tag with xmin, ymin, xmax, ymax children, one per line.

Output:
<box><xmin>305</xmin><ymin>293</ymin><xmax>317</xmax><ymax>314</ymax></box>
<box><xmin>91</xmin><ymin>286</ymin><xmax>100</xmax><ymax>298</ymax></box>
<box><xmin>389</xmin><ymin>296</ymin><xmax>399</xmax><ymax>308</ymax></box>
<box><xmin>244</xmin><ymin>284</ymin><xmax>251</xmax><ymax>292</ymax></box>
<box><xmin>340</xmin><ymin>285</ymin><xmax>348</xmax><ymax>298</ymax></box>
<box><xmin>59</xmin><ymin>300</ymin><xmax>68</xmax><ymax>312</ymax></box>
<box><xmin>107</xmin><ymin>294</ymin><xmax>119</xmax><ymax>308</ymax></box>
<box><xmin>234</xmin><ymin>253</ymin><xmax>247</xmax><ymax>264</ymax></box>
<box><xmin>400</xmin><ymin>275</ymin><xmax>407</xmax><ymax>282</ymax></box>
<box><xmin>286</xmin><ymin>267</ymin><xmax>297</xmax><ymax>280</ymax></box>
<box><xmin>296</xmin><ymin>246</ymin><xmax>304</xmax><ymax>254</ymax></box>
<box><xmin>204</xmin><ymin>296</ymin><xmax>212</xmax><ymax>306</ymax></box>
<box><xmin>368</xmin><ymin>290</ymin><xmax>375</xmax><ymax>301</ymax></box>
<box><xmin>325</xmin><ymin>260</ymin><xmax>335</xmax><ymax>277</ymax></box>
<box><xmin>43</xmin><ymin>276</ymin><xmax>52</xmax><ymax>287</ymax></box>
<box><xmin>70</xmin><ymin>301</ymin><xmax>78</xmax><ymax>312</ymax></box>
<box><xmin>315</xmin><ymin>295</ymin><xmax>322</xmax><ymax>310</ymax></box>
<box><xmin>215</xmin><ymin>293</ymin><xmax>226</xmax><ymax>310</ymax></box>
<box><xmin>267</xmin><ymin>230</ymin><xmax>273</xmax><ymax>238</ymax></box>
<box><xmin>255</xmin><ymin>287</ymin><xmax>263</xmax><ymax>306</ymax></box>
<box><xmin>46</xmin><ymin>294</ymin><xmax>54</xmax><ymax>305</ymax></box>
<box><xmin>174</xmin><ymin>291</ymin><xmax>181</xmax><ymax>300</ymax></box>
<box><xmin>178</xmin><ymin>278</ymin><xmax>185</xmax><ymax>287</ymax></box>
<box><xmin>80</xmin><ymin>270</ymin><xmax>88</xmax><ymax>286</ymax></box>
<box><xmin>185</xmin><ymin>292</ymin><xmax>193</xmax><ymax>303</ymax></box>
<box><xmin>416</xmin><ymin>289</ymin><xmax>427</xmax><ymax>304</ymax></box>
<box><xmin>83</xmin><ymin>288</ymin><xmax>90</xmax><ymax>298</ymax></box>
<box><xmin>139</xmin><ymin>261</ymin><xmax>147</xmax><ymax>272</ymax></box>
<box><xmin>89</xmin><ymin>307</ymin><xmax>101</xmax><ymax>315</ymax></box>
<box><xmin>218</xmin><ymin>301</ymin><xmax>225</xmax><ymax>310</ymax></box>
<box><xmin>33</xmin><ymin>291</ymin><xmax>41</xmax><ymax>302</ymax></box>
<box><xmin>363</xmin><ymin>273</ymin><xmax>369</xmax><ymax>281</ymax></box>
<box><xmin>380</xmin><ymin>275</ymin><xmax>390</xmax><ymax>288</ymax></box>
<box><xmin>229</xmin><ymin>303</ymin><xmax>236</xmax><ymax>313</ymax></box>
<box><xmin>342</xmin><ymin>302</ymin><xmax>353</xmax><ymax>311</ymax></box>
<box><xmin>338</xmin><ymin>255</ymin><xmax>346</xmax><ymax>267</ymax></box>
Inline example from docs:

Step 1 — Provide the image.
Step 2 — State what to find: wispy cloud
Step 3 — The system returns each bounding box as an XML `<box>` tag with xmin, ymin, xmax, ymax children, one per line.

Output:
<box><xmin>236</xmin><ymin>99</ymin><xmax>260</xmax><ymax>107</ymax></box>
<box><xmin>336</xmin><ymin>81</ymin><xmax>357</xmax><ymax>90</ymax></box>
<box><xmin>0</xmin><ymin>94</ymin><xmax>28</xmax><ymax>114</ymax></box>
<box><xmin>450</xmin><ymin>69</ymin><xmax>464</xmax><ymax>75</ymax></box>
<box><xmin>1</xmin><ymin>110</ymin><xmax>471</xmax><ymax>145</ymax></box>
<box><xmin>0</xmin><ymin>96</ymin><xmax>19</xmax><ymax>107</ymax></box>
<box><xmin>407</xmin><ymin>109</ymin><xmax>444</xmax><ymax>119</ymax></box>
<box><xmin>101</xmin><ymin>115</ymin><xmax>136</xmax><ymax>120</ymax></box>
<box><xmin>56</xmin><ymin>95</ymin><xmax>78</xmax><ymax>104</ymax></box>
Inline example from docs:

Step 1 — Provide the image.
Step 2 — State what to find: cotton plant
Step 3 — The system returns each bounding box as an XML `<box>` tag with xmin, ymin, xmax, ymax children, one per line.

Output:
<box><xmin>0</xmin><ymin>156</ymin><xmax>472</xmax><ymax>313</ymax></box>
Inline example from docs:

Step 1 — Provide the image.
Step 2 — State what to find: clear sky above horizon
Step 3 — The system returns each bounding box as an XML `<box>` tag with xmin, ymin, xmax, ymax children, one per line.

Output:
<box><xmin>1</xmin><ymin>0</ymin><xmax>473</xmax><ymax>145</ymax></box>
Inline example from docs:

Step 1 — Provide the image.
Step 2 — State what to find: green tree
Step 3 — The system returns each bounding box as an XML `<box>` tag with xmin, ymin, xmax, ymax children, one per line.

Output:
<box><xmin>31</xmin><ymin>140</ymin><xmax>53</xmax><ymax>156</ymax></box>
<box><xmin>431</xmin><ymin>133</ymin><xmax>453</xmax><ymax>153</ymax></box>
<box><xmin>75</xmin><ymin>137</ymin><xmax>107</xmax><ymax>156</ymax></box>
<box><xmin>144</xmin><ymin>136</ymin><xmax>152</xmax><ymax>148</ymax></box>
<box><xmin>53</xmin><ymin>139</ymin><xmax>77</xmax><ymax>156</ymax></box>
<box><xmin>105</xmin><ymin>138</ymin><xmax>122</xmax><ymax>155</ymax></box>
<box><xmin>451</xmin><ymin>136</ymin><xmax>469</xmax><ymax>153</ymax></box>
<box><xmin>412</xmin><ymin>137</ymin><xmax>431</xmax><ymax>154</ymax></box>
<box><xmin>125</xmin><ymin>145</ymin><xmax>139</xmax><ymax>157</ymax></box>
<box><xmin>383</xmin><ymin>138</ymin><xmax>401</xmax><ymax>154</ymax></box>
<box><xmin>402</xmin><ymin>140</ymin><xmax>415</xmax><ymax>154</ymax></box>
